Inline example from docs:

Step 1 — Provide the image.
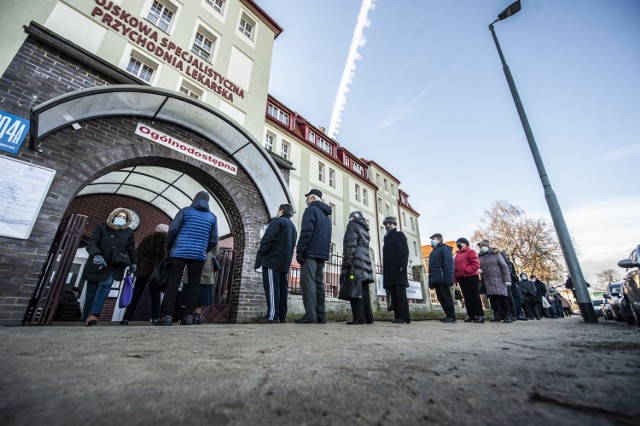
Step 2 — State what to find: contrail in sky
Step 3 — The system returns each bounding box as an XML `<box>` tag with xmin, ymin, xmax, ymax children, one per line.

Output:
<box><xmin>328</xmin><ymin>0</ymin><xmax>375</xmax><ymax>139</ymax></box>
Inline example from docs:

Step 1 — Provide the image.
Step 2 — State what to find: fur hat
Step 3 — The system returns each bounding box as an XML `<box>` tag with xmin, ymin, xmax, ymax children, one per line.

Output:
<box><xmin>383</xmin><ymin>216</ymin><xmax>397</xmax><ymax>225</ymax></box>
<box><xmin>304</xmin><ymin>188</ymin><xmax>323</xmax><ymax>199</ymax></box>
<box><xmin>155</xmin><ymin>223</ymin><xmax>169</xmax><ymax>233</ymax></box>
<box><xmin>477</xmin><ymin>239</ymin><xmax>491</xmax><ymax>248</ymax></box>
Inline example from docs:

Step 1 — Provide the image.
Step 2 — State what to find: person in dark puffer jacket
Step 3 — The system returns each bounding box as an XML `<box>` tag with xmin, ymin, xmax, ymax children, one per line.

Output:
<box><xmin>120</xmin><ymin>223</ymin><xmax>169</xmax><ymax>325</ymax></box>
<box><xmin>428</xmin><ymin>233</ymin><xmax>456</xmax><ymax>323</ymax></box>
<box><xmin>158</xmin><ymin>191</ymin><xmax>218</xmax><ymax>326</ymax></box>
<box><xmin>341</xmin><ymin>211</ymin><xmax>375</xmax><ymax>325</ymax></box>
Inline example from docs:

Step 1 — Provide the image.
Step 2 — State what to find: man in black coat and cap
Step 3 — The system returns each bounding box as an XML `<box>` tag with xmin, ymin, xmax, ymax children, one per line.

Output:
<box><xmin>382</xmin><ymin>216</ymin><xmax>411</xmax><ymax>324</ymax></box>
<box><xmin>428</xmin><ymin>233</ymin><xmax>456</xmax><ymax>323</ymax></box>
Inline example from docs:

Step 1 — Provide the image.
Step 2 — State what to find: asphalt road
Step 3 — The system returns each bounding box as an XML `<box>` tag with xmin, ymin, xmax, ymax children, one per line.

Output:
<box><xmin>1</xmin><ymin>316</ymin><xmax>639</xmax><ymax>425</ymax></box>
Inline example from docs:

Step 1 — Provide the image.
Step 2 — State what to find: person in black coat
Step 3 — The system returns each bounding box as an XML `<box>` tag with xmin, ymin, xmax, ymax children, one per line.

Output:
<box><xmin>531</xmin><ymin>275</ymin><xmax>548</xmax><ymax>319</ymax></box>
<box><xmin>428</xmin><ymin>233</ymin><xmax>456</xmax><ymax>323</ymax></box>
<box><xmin>82</xmin><ymin>208</ymin><xmax>137</xmax><ymax>326</ymax></box>
<box><xmin>340</xmin><ymin>211</ymin><xmax>375</xmax><ymax>325</ymax></box>
<box><xmin>382</xmin><ymin>216</ymin><xmax>411</xmax><ymax>324</ymax></box>
<box><xmin>295</xmin><ymin>189</ymin><xmax>332</xmax><ymax>324</ymax></box>
<box><xmin>255</xmin><ymin>204</ymin><xmax>298</xmax><ymax>323</ymax></box>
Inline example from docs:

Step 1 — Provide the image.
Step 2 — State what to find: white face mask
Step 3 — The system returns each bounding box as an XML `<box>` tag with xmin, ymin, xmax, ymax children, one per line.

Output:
<box><xmin>480</xmin><ymin>246</ymin><xmax>489</xmax><ymax>253</ymax></box>
<box><xmin>113</xmin><ymin>217</ymin><xmax>127</xmax><ymax>227</ymax></box>
<box><xmin>430</xmin><ymin>239</ymin><xmax>438</xmax><ymax>247</ymax></box>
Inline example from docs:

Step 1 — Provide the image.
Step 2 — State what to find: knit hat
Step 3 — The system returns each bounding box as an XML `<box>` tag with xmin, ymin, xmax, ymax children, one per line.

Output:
<box><xmin>194</xmin><ymin>191</ymin><xmax>210</xmax><ymax>202</ymax></box>
<box><xmin>456</xmin><ymin>237</ymin><xmax>470</xmax><ymax>245</ymax></box>
<box><xmin>155</xmin><ymin>223</ymin><xmax>169</xmax><ymax>233</ymax></box>
<box><xmin>383</xmin><ymin>216</ymin><xmax>397</xmax><ymax>225</ymax></box>
<box><xmin>477</xmin><ymin>239</ymin><xmax>491</xmax><ymax>248</ymax></box>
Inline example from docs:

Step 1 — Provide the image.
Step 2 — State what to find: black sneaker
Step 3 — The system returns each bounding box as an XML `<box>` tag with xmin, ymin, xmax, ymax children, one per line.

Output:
<box><xmin>180</xmin><ymin>315</ymin><xmax>194</xmax><ymax>325</ymax></box>
<box><xmin>440</xmin><ymin>317</ymin><xmax>457</xmax><ymax>323</ymax></box>
<box><xmin>193</xmin><ymin>313</ymin><xmax>201</xmax><ymax>325</ymax></box>
<box><xmin>294</xmin><ymin>318</ymin><xmax>316</xmax><ymax>324</ymax></box>
<box><xmin>279</xmin><ymin>318</ymin><xmax>287</xmax><ymax>323</ymax></box>
<box><xmin>119</xmin><ymin>319</ymin><xmax>129</xmax><ymax>325</ymax></box>
<box><xmin>156</xmin><ymin>315</ymin><xmax>173</xmax><ymax>326</ymax></box>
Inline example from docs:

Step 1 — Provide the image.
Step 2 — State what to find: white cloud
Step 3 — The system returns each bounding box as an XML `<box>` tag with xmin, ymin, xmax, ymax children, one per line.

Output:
<box><xmin>601</xmin><ymin>143</ymin><xmax>640</xmax><ymax>161</ymax></box>
<box><xmin>564</xmin><ymin>197</ymin><xmax>640</xmax><ymax>281</ymax></box>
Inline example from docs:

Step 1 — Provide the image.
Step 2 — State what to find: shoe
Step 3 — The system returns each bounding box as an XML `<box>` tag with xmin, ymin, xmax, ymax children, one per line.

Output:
<box><xmin>392</xmin><ymin>319</ymin><xmax>409</xmax><ymax>324</ymax></box>
<box><xmin>473</xmin><ymin>316</ymin><xmax>485</xmax><ymax>323</ymax></box>
<box><xmin>259</xmin><ymin>317</ymin><xmax>278</xmax><ymax>323</ymax></box>
<box><xmin>535</xmin><ymin>317</ymin><xmax>542</xmax><ymax>320</ymax></box>
<box><xmin>464</xmin><ymin>316</ymin><xmax>474</xmax><ymax>323</ymax></box>
<box><xmin>180</xmin><ymin>315</ymin><xmax>194</xmax><ymax>325</ymax></box>
<box><xmin>366</xmin><ymin>321</ymin><xmax>374</xmax><ymax>324</ymax></box>
<box><xmin>193</xmin><ymin>313</ymin><xmax>202</xmax><ymax>325</ymax></box>
<box><xmin>85</xmin><ymin>315</ymin><xmax>98</xmax><ymax>326</ymax></box>
<box><xmin>516</xmin><ymin>315</ymin><xmax>528</xmax><ymax>321</ymax></box>
<box><xmin>440</xmin><ymin>317</ymin><xmax>456</xmax><ymax>323</ymax></box>
<box><xmin>279</xmin><ymin>318</ymin><xmax>287</xmax><ymax>323</ymax></box>
<box><xmin>294</xmin><ymin>318</ymin><xmax>316</xmax><ymax>324</ymax></box>
<box><xmin>119</xmin><ymin>319</ymin><xmax>129</xmax><ymax>325</ymax></box>
<box><xmin>503</xmin><ymin>314</ymin><xmax>513</xmax><ymax>323</ymax></box>
<box><xmin>150</xmin><ymin>319</ymin><xmax>158</xmax><ymax>325</ymax></box>
<box><xmin>156</xmin><ymin>315</ymin><xmax>173</xmax><ymax>326</ymax></box>
<box><xmin>346</xmin><ymin>321</ymin><xmax>365</xmax><ymax>325</ymax></box>
<box><xmin>490</xmin><ymin>313</ymin><xmax>500</xmax><ymax>322</ymax></box>
<box><xmin>317</xmin><ymin>318</ymin><xmax>326</xmax><ymax>324</ymax></box>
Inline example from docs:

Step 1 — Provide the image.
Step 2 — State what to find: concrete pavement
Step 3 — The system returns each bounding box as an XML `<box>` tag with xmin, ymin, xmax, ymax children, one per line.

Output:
<box><xmin>1</xmin><ymin>316</ymin><xmax>639</xmax><ymax>425</ymax></box>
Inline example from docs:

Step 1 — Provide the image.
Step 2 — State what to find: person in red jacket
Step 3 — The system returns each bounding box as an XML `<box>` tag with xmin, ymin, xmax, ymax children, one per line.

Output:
<box><xmin>453</xmin><ymin>237</ymin><xmax>485</xmax><ymax>323</ymax></box>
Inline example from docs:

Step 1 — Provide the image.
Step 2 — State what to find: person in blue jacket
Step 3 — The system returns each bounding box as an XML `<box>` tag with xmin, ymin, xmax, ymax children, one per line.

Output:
<box><xmin>255</xmin><ymin>203</ymin><xmax>298</xmax><ymax>323</ymax></box>
<box><xmin>295</xmin><ymin>189</ymin><xmax>332</xmax><ymax>324</ymax></box>
<box><xmin>428</xmin><ymin>233</ymin><xmax>456</xmax><ymax>323</ymax></box>
<box><xmin>157</xmin><ymin>191</ymin><xmax>218</xmax><ymax>326</ymax></box>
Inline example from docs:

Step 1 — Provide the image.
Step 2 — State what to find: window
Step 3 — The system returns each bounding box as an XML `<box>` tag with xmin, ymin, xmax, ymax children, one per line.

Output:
<box><xmin>391</xmin><ymin>183</ymin><xmax>395</xmax><ymax>196</ymax></box>
<box><xmin>126</xmin><ymin>56</ymin><xmax>155</xmax><ymax>83</ymax></box>
<box><xmin>353</xmin><ymin>163</ymin><xmax>364</xmax><ymax>175</ymax></box>
<box><xmin>410</xmin><ymin>217</ymin><xmax>415</xmax><ymax>231</ymax></box>
<box><xmin>280</xmin><ymin>141</ymin><xmax>290</xmax><ymax>160</ymax></box>
<box><xmin>343</xmin><ymin>155</ymin><xmax>350</xmax><ymax>167</ymax></box>
<box><xmin>384</xmin><ymin>178</ymin><xmax>389</xmax><ymax>192</ymax></box>
<box><xmin>329</xmin><ymin>203</ymin><xmax>337</xmax><ymax>225</ymax></box>
<box><xmin>385</xmin><ymin>202</ymin><xmax>390</xmax><ymax>216</ymax></box>
<box><xmin>308</xmin><ymin>130</ymin><xmax>316</xmax><ymax>143</ymax></box>
<box><xmin>318</xmin><ymin>162</ymin><xmax>325</xmax><ymax>182</ymax></box>
<box><xmin>267</xmin><ymin>103</ymin><xmax>290</xmax><ymax>126</ymax></box>
<box><xmin>147</xmin><ymin>0</ymin><xmax>174</xmax><ymax>32</ymax></box>
<box><xmin>192</xmin><ymin>31</ymin><xmax>214</xmax><ymax>62</ymax></box>
<box><xmin>355</xmin><ymin>184</ymin><xmax>361</xmax><ymax>202</ymax></box>
<box><xmin>205</xmin><ymin>0</ymin><xmax>224</xmax><ymax>14</ymax></box>
<box><xmin>413</xmin><ymin>241</ymin><xmax>419</xmax><ymax>256</ymax></box>
<box><xmin>363</xmin><ymin>189</ymin><xmax>369</xmax><ymax>206</ymax></box>
<box><xmin>264</xmin><ymin>133</ymin><xmax>274</xmax><ymax>152</ymax></box>
<box><xmin>402</xmin><ymin>212</ymin><xmax>407</xmax><ymax>226</ymax></box>
<box><xmin>317</xmin><ymin>138</ymin><xmax>332</xmax><ymax>155</ymax></box>
<box><xmin>179</xmin><ymin>85</ymin><xmax>201</xmax><ymax>99</ymax></box>
<box><xmin>376</xmin><ymin>173</ymin><xmax>381</xmax><ymax>186</ymax></box>
<box><xmin>328</xmin><ymin>168</ymin><xmax>335</xmax><ymax>188</ymax></box>
<box><xmin>377</xmin><ymin>197</ymin><xmax>382</xmax><ymax>214</ymax></box>
<box><xmin>238</xmin><ymin>13</ymin><xmax>255</xmax><ymax>40</ymax></box>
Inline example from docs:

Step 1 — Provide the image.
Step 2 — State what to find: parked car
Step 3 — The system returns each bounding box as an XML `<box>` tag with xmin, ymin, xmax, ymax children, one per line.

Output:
<box><xmin>592</xmin><ymin>298</ymin><xmax>605</xmax><ymax>317</ymax></box>
<box><xmin>617</xmin><ymin>244</ymin><xmax>640</xmax><ymax>326</ymax></box>
<box><xmin>603</xmin><ymin>282</ymin><xmax>626</xmax><ymax>322</ymax></box>
<box><xmin>601</xmin><ymin>296</ymin><xmax>614</xmax><ymax>320</ymax></box>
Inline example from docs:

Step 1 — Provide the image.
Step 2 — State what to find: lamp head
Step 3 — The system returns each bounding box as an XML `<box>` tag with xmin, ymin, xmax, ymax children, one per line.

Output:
<box><xmin>498</xmin><ymin>0</ymin><xmax>521</xmax><ymax>21</ymax></box>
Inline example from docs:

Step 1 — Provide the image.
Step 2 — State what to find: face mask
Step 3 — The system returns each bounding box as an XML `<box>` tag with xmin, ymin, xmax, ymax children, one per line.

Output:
<box><xmin>456</xmin><ymin>243</ymin><xmax>463</xmax><ymax>250</ymax></box>
<box><xmin>521</xmin><ymin>275</ymin><xmax>527</xmax><ymax>281</ymax></box>
<box><xmin>430</xmin><ymin>239</ymin><xmax>438</xmax><ymax>247</ymax></box>
<box><xmin>384</xmin><ymin>225</ymin><xmax>394</xmax><ymax>232</ymax></box>
<box><xmin>113</xmin><ymin>217</ymin><xmax>126</xmax><ymax>227</ymax></box>
<box><xmin>480</xmin><ymin>246</ymin><xmax>489</xmax><ymax>253</ymax></box>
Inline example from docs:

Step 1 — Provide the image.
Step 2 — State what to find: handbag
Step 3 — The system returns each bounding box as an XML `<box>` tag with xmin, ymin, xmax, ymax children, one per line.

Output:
<box><xmin>109</xmin><ymin>237</ymin><xmax>131</xmax><ymax>267</ymax></box>
<box><xmin>338</xmin><ymin>268</ymin><xmax>363</xmax><ymax>301</ymax></box>
<box><xmin>119</xmin><ymin>273</ymin><xmax>134</xmax><ymax>308</ymax></box>
<box><xmin>149</xmin><ymin>256</ymin><xmax>171</xmax><ymax>292</ymax></box>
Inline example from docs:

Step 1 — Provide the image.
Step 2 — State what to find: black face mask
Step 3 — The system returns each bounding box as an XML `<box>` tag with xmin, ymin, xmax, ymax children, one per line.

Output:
<box><xmin>456</xmin><ymin>243</ymin><xmax>463</xmax><ymax>249</ymax></box>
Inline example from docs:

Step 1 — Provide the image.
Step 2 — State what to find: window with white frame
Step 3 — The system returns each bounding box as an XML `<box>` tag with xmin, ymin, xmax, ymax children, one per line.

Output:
<box><xmin>179</xmin><ymin>84</ymin><xmax>202</xmax><ymax>99</ymax></box>
<box><xmin>402</xmin><ymin>212</ymin><xmax>407</xmax><ymax>226</ymax></box>
<box><xmin>391</xmin><ymin>183</ymin><xmax>395</xmax><ymax>197</ymax></box>
<box><xmin>264</xmin><ymin>133</ymin><xmax>274</xmax><ymax>152</ymax></box>
<box><xmin>343</xmin><ymin>155</ymin><xmax>350</xmax><ymax>167</ymax></box>
<box><xmin>378</xmin><ymin>197</ymin><xmax>382</xmax><ymax>214</ymax></box>
<box><xmin>363</xmin><ymin>189</ymin><xmax>369</xmax><ymax>206</ymax></box>
<box><xmin>317</xmin><ymin>138</ymin><xmax>332</xmax><ymax>155</ymax></box>
<box><xmin>353</xmin><ymin>163</ymin><xmax>364</xmax><ymax>175</ymax></box>
<box><xmin>328</xmin><ymin>168</ymin><xmax>335</xmax><ymax>188</ymax></box>
<box><xmin>267</xmin><ymin>103</ymin><xmax>289</xmax><ymax>126</ymax></box>
<box><xmin>205</xmin><ymin>0</ymin><xmax>224</xmax><ymax>14</ymax></box>
<box><xmin>308</xmin><ymin>130</ymin><xmax>316</xmax><ymax>143</ymax></box>
<box><xmin>238</xmin><ymin>12</ymin><xmax>255</xmax><ymax>40</ymax></box>
<box><xmin>355</xmin><ymin>184</ymin><xmax>361</xmax><ymax>202</ymax></box>
<box><xmin>280</xmin><ymin>141</ymin><xmax>290</xmax><ymax>160</ymax></box>
<box><xmin>410</xmin><ymin>216</ymin><xmax>415</xmax><ymax>231</ymax></box>
<box><xmin>126</xmin><ymin>56</ymin><xmax>155</xmax><ymax>83</ymax></box>
<box><xmin>329</xmin><ymin>203</ymin><xmax>337</xmax><ymax>225</ymax></box>
<box><xmin>384</xmin><ymin>178</ymin><xmax>389</xmax><ymax>192</ymax></box>
<box><xmin>376</xmin><ymin>173</ymin><xmax>381</xmax><ymax>186</ymax></box>
<box><xmin>192</xmin><ymin>30</ymin><xmax>215</xmax><ymax>62</ymax></box>
<box><xmin>147</xmin><ymin>0</ymin><xmax>175</xmax><ymax>32</ymax></box>
<box><xmin>318</xmin><ymin>162</ymin><xmax>325</xmax><ymax>182</ymax></box>
<box><xmin>413</xmin><ymin>241</ymin><xmax>419</xmax><ymax>256</ymax></box>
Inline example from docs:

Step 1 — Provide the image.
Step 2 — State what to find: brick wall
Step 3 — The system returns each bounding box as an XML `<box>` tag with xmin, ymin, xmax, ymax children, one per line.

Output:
<box><xmin>0</xmin><ymin>37</ymin><xmax>272</xmax><ymax>324</ymax></box>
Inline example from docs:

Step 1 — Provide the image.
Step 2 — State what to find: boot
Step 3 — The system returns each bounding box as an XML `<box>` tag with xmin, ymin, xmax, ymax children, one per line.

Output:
<box><xmin>489</xmin><ymin>312</ymin><xmax>500</xmax><ymax>322</ymax></box>
<box><xmin>503</xmin><ymin>313</ymin><xmax>513</xmax><ymax>323</ymax></box>
<box><xmin>193</xmin><ymin>313</ymin><xmax>201</xmax><ymax>325</ymax></box>
<box><xmin>180</xmin><ymin>314</ymin><xmax>194</xmax><ymax>325</ymax></box>
<box><xmin>464</xmin><ymin>316</ymin><xmax>474</xmax><ymax>323</ymax></box>
<box><xmin>473</xmin><ymin>316</ymin><xmax>485</xmax><ymax>323</ymax></box>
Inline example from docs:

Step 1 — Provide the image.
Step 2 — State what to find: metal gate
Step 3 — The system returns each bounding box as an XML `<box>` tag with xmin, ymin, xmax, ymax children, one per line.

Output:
<box><xmin>23</xmin><ymin>214</ymin><xmax>88</xmax><ymax>325</ymax></box>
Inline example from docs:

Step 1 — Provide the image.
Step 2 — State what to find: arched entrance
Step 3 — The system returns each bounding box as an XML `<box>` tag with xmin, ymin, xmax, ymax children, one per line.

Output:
<box><xmin>10</xmin><ymin>86</ymin><xmax>293</xmax><ymax>325</ymax></box>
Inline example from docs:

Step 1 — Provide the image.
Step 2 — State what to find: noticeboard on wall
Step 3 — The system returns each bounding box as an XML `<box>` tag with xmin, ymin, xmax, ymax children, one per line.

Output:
<box><xmin>0</xmin><ymin>156</ymin><xmax>56</xmax><ymax>239</ymax></box>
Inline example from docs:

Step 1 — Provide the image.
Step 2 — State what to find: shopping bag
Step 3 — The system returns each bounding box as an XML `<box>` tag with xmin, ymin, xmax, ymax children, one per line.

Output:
<box><xmin>338</xmin><ymin>269</ymin><xmax>363</xmax><ymax>301</ymax></box>
<box><xmin>149</xmin><ymin>257</ymin><xmax>171</xmax><ymax>292</ymax></box>
<box><xmin>119</xmin><ymin>273</ymin><xmax>134</xmax><ymax>308</ymax></box>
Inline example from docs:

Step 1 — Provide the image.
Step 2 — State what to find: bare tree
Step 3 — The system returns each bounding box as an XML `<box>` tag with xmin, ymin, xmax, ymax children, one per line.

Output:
<box><xmin>595</xmin><ymin>269</ymin><xmax>620</xmax><ymax>290</ymax></box>
<box><xmin>472</xmin><ymin>200</ymin><xmax>565</xmax><ymax>283</ymax></box>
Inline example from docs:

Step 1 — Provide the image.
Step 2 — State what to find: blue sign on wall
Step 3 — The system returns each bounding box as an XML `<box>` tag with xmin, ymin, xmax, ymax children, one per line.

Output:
<box><xmin>0</xmin><ymin>111</ymin><xmax>29</xmax><ymax>155</ymax></box>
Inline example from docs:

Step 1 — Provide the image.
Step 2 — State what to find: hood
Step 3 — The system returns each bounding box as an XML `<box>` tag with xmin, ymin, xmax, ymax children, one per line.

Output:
<box><xmin>352</xmin><ymin>217</ymin><xmax>369</xmax><ymax>231</ymax></box>
<box><xmin>106</xmin><ymin>208</ymin><xmax>131</xmax><ymax>231</ymax></box>
<box><xmin>478</xmin><ymin>247</ymin><xmax>500</xmax><ymax>256</ymax></box>
<box><xmin>191</xmin><ymin>198</ymin><xmax>211</xmax><ymax>212</ymax></box>
<box><xmin>311</xmin><ymin>200</ymin><xmax>332</xmax><ymax>216</ymax></box>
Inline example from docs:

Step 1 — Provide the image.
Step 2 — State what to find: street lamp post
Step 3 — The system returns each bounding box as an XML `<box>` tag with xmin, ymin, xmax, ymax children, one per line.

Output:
<box><xmin>489</xmin><ymin>1</ymin><xmax>597</xmax><ymax>323</ymax></box>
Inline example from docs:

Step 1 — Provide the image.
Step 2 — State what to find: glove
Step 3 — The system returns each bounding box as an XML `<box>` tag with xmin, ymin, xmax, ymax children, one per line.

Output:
<box><xmin>92</xmin><ymin>255</ymin><xmax>107</xmax><ymax>267</ymax></box>
<box><xmin>296</xmin><ymin>255</ymin><xmax>305</xmax><ymax>265</ymax></box>
<box><xmin>505</xmin><ymin>281</ymin><xmax>512</xmax><ymax>287</ymax></box>
<box><xmin>130</xmin><ymin>264</ymin><xmax>137</xmax><ymax>274</ymax></box>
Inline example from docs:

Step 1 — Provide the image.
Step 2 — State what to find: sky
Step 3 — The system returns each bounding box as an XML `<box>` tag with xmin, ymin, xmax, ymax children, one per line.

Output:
<box><xmin>262</xmin><ymin>0</ymin><xmax>640</xmax><ymax>284</ymax></box>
